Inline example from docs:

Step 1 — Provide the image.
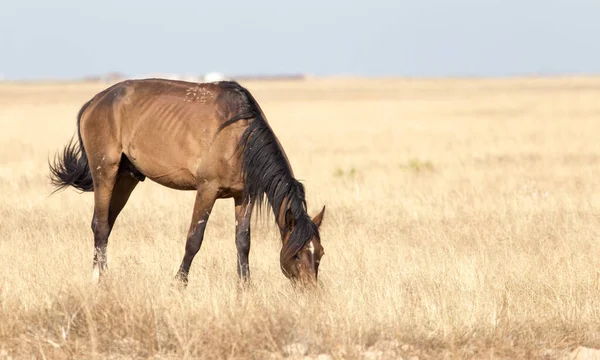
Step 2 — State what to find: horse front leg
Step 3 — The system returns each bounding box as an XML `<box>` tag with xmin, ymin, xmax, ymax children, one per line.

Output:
<box><xmin>234</xmin><ymin>197</ymin><xmax>253</xmax><ymax>283</ymax></box>
<box><xmin>175</xmin><ymin>185</ymin><xmax>218</xmax><ymax>286</ymax></box>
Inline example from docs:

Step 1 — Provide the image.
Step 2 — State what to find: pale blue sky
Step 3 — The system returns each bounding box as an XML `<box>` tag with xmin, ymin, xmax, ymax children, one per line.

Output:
<box><xmin>1</xmin><ymin>0</ymin><xmax>598</xmax><ymax>80</ymax></box>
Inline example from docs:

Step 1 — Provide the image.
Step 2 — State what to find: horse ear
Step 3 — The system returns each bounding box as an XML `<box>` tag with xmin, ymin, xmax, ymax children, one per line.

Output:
<box><xmin>312</xmin><ymin>205</ymin><xmax>326</xmax><ymax>228</ymax></box>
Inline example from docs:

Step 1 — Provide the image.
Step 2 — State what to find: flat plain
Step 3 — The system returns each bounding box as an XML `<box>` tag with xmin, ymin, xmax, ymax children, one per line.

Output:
<box><xmin>1</xmin><ymin>76</ymin><xmax>600</xmax><ymax>359</ymax></box>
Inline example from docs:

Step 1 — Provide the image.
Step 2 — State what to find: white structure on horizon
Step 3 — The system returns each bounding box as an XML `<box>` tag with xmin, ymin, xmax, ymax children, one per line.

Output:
<box><xmin>127</xmin><ymin>72</ymin><xmax>229</xmax><ymax>83</ymax></box>
<box><xmin>203</xmin><ymin>72</ymin><xmax>228</xmax><ymax>82</ymax></box>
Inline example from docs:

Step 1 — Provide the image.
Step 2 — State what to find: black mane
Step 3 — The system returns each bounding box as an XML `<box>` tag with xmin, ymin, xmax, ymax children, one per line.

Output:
<box><xmin>216</xmin><ymin>82</ymin><xmax>320</xmax><ymax>263</ymax></box>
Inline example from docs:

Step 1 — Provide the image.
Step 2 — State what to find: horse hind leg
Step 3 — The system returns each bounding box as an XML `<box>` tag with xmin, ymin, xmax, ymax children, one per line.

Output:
<box><xmin>90</xmin><ymin>155</ymin><xmax>140</xmax><ymax>283</ymax></box>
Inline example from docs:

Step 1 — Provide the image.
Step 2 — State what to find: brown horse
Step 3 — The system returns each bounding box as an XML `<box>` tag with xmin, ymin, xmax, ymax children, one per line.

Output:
<box><xmin>49</xmin><ymin>79</ymin><xmax>325</xmax><ymax>286</ymax></box>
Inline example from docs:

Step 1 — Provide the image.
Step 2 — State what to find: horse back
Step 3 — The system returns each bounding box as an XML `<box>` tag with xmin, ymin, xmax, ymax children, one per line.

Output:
<box><xmin>79</xmin><ymin>78</ymin><xmax>253</xmax><ymax>193</ymax></box>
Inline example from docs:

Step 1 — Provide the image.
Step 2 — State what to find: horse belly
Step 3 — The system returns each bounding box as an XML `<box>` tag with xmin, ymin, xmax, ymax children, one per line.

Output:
<box><xmin>124</xmin><ymin>141</ymin><xmax>200</xmax><ymax>191</ymax></box>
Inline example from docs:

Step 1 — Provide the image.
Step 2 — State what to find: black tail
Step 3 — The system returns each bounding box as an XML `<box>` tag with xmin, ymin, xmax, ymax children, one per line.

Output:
<box><xmin>49</xmin><ymin>100</ymin><xmax>94</xmax><ymax>193</ymax></box>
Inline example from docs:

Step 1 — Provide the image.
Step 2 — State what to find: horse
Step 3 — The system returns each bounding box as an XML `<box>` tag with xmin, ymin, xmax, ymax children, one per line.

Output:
<box><xmin>49</xmin><ymin>78</ymin><xmax>326</xmax><ymax>286</ymax></box>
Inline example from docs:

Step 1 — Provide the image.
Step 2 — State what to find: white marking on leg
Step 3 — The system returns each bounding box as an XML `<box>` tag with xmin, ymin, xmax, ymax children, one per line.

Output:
<box><xmin>197</xmin><ymin>219</ymin><xmax>205</xmax><ymax>225</ymax></box>
<box><xmin>92</xmin><ymin>266</ymin><xmax>100</xmax><ymax>284</ymax></box>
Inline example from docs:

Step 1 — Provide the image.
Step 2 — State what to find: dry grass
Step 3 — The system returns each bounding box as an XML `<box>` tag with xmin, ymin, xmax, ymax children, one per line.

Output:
<box><xmin>2</xmin><ymin>76</ymin><xmax>600</xmax><ymax>359</ymax></box>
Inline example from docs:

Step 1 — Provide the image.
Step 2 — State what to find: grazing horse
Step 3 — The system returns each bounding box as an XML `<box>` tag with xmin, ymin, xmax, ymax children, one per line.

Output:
<box><xmin>49</xmin><ymin>79</ymin><xmax>325</xmax><ymax>285</ymax></box>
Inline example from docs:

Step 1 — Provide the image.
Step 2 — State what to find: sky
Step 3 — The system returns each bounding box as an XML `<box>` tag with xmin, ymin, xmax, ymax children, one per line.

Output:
<box><xmin>1</xmin><ymin>0</ymin><xmax>599</xmax><ymax>80</ymax></box>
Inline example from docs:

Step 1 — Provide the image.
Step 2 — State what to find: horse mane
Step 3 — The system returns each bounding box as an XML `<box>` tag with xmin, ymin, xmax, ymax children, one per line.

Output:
<box><xmin>216</xmin><ymin>82</ymin><xmax>320</xmax><ymax>264</ymax></box>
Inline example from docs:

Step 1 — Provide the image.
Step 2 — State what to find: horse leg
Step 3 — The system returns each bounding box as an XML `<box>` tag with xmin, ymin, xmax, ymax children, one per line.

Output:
<box><xmin>91</xmin><ymin>166</ymin><xmax>139</xmax><ymax>283</ymax></box>
<box><xmin>107</xmin><ymin>175</ymin><xmax>139</xmax><ymax>228</ymax></box>
<box><xmin>175</xmin><ymin>185</ymin><xmax>218</xmax><ymax>285</ymax></box>
<box><xmin>234</xmin><ymin>197</ymin><xmax>253</xmax><ymax>282</ymax></box>
<box><xmin>90</xmin><ymin>162</ymin><xmax>119</xmax><ymax>283</ymax></box>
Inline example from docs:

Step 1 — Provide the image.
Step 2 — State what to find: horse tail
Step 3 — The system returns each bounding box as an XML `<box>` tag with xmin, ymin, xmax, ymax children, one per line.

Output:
<box><xmin>49</xmin><ymin>100</ymin><xmax>94</xmax><ymax>193</ymax></box>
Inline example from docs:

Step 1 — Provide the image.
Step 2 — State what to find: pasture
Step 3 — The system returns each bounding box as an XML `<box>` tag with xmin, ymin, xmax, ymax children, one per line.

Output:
<box><xmin>1</xmin><ymin>77</ymin><xmax>600</xmax><ymax>359</ymax></box>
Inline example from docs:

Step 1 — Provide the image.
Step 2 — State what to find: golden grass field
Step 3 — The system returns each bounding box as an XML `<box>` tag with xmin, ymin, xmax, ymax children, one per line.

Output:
<box><xmin>1</xmin><ymin>76</ymin><xmax>600</xmax><ymax>359</ymax></box>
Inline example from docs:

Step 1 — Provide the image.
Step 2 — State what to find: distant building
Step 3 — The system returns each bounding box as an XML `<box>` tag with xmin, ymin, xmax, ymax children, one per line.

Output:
<box><xmin>203</xmin><ymin>72</ymin><xmax>228</xmax><ymax>82</ymax></box>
